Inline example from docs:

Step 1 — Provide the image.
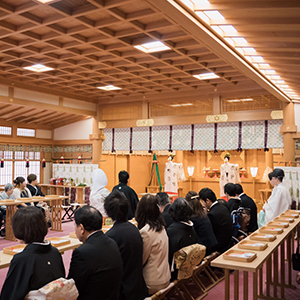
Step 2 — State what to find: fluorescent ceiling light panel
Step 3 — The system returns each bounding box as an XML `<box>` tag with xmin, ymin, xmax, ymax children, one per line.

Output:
<box><xmin>240</xmin><ymin>98</ymin><xmax>253</xmax><ymax>102</ymax></box>
<box><xmin>181</xmin><ymin>103</ymin><xmax>193</xmax><ymax>106</ymax></box>
<box><xmin>227</xmin><ymin>99</ymin><xmax>240</xmax><ymax>103</ymax></box>
<box><xmin>211</xmin><ymin>26</ymin><xmax>224</xmax><ymax>36</ymax></box>
<box><xmin>36</xmin><ymin>0</ymin><xmax>55</xmax><ymax>3</ymax></box>
<box><xmin>97</xmin><ymin>85</ymin><xmax>121</xmax><ymax>91</ymax></box>
<box><xmin>170</xmin><ymin>104</ymin><xmax>182</xmax><ymax>107</ymax></box>
<box><xmin>134</xmin><ymin>41</ymin><xmax>170</xmax><ymax>53</ymax></box>
<box><xmin>203</xmin><ymin>10</ymin><xmax>225</xmax><ymax>21</ymax></box>
<box><xmin>180</xmin><ymin>0</ymin><xmax>194</xmax><ymax>9</ymax></box>
<box><xmin>193</xmin><ymin>72</ymin><xmax>220</xmax><ymax>80</ymax></box>
<box><xmin>195</xmin><ymin>11</ymin><xmax>210</xmax><ymax>24</ymax></box>
<box><xmin>231</xmin><ymin>37</ymin><xmax>248</xmax><ymax>46</ymax></box>
<box><xmin>218</xmin><ymin>25</ymin><xmax>237</xmax><ymax>35</ymax></box>
<box><xmin>23</xmin><ymin>64</ymin><xmax>54</xmax><ymax>72</ymax></box>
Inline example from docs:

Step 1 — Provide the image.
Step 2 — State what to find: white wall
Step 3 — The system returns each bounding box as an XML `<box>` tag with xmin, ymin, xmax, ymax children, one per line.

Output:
<box><xmin>53</xmin><ymin>118</ymin><xmax>93</xmax><ymax>140</ymax></box>
<box><xmin>295</xmin><ymin>103</ymin><xmax>300</xmax><ymax>130</ymax></box>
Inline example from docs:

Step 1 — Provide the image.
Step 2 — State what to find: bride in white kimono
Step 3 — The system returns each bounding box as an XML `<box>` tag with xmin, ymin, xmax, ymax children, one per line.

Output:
<box><xmin>263</xmin><ymin>168</ymin><xmax>291</xmax><ymax>223</ymax></box>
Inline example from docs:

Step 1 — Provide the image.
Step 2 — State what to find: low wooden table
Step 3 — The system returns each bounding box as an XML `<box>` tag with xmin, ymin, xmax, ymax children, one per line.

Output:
<box><xmin>0</xmin><ymin>195</ymin><xmax>69</xmax><ymax>241</ymax></box>
<box><xmin>211</xmin><ymin>210</ymin><xmax>300</xmax><ymax>300</ymax></box>
<box><xmin>0</xmin><ymin>235</ymin><xmax>82</xmax><ymax>270</ymax></box>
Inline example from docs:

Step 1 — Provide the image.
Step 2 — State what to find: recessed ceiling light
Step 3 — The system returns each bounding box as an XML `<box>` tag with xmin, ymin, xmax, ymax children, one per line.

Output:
<box><xmin>134</xmin><ymin>41</ymin><xmax>170</xmax><ymax>53</ymax></box>
<box><xmin>227</xmin><ymin>99</ymin><xmax>240</xmax><ymax>103</ymax></box>
<box><xmin>218</xmin><ymin>25</ymin><xmax>237</xmax><ymax>35</ymax></box>
<box><xmin>193</xmin><ymin>72</ymin><xmax>220</xmax><ymax>80</ymax></box>
<box><xmin>23</xmin><ymin>64</ymin><xmax>54</xmax><ymax>72</ymax></box>
<box><xmin>203</xmin><ymin>10</ymin><xmax>225</xmax><ymax>21</ymax></box>
<box><xmin>97</xmin><ymin>85</ymin><xmax>121</xmax><ymax>91</ymax></box>
<box><xmin>35</xmin><ymin>0</ymin><xmax>56</xmax><ymax>3</ymax></box>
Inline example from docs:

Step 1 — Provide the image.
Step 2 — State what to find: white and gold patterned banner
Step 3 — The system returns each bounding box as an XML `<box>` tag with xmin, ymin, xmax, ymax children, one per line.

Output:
<box><xmin>102</xmin><ymin>120</ymin><xmax>283</xmax><ymax>152</ymax></box>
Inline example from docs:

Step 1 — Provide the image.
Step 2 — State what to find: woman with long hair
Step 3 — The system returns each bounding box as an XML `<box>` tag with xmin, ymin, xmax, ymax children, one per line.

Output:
<box><xmin>135</xmin><ymin>194</ymin><xmax>170</xmax><ymax>295</ymax></box>
<box><xmin>186</xmin><ymin>191</ymin><xmax>217</xmax><ymax>255</ymax></box>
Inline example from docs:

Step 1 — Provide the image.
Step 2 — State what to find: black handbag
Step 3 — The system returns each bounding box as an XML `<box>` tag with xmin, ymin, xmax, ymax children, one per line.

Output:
<box><xmin>292</xmin><ymin>246</ymin><xmax>300</xmax><ymax>271</ymax></box>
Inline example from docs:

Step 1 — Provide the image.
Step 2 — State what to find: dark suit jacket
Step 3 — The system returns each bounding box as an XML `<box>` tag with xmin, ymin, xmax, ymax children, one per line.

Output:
<box><xmin>106</xmin><ymin>221</ymin><xmax>148</xmax><ymax>300</ymax></box>
<box><xmin>191</xmin><ymin>216</ymin><xmax>218</xmax><ymax>255</ymax></box>
<box><xmin>0</xmin><ymin>243</ymin><xmax>65</xmax><ymax>300</ymax></box>
<box><xmin>27</xmin><ymin>184</ymin><xmax>45</xmax><ymax>197</ymax></box>
<box><xmin>68</xmin><ymin>230</ymin><xmax>123</xmax><ymax>300</ymax></box>
<box><xmin>112</xmin><ymin>183</ymin><xmax>139</xmax><ymax>219</ymax></box>
<box><xmin>208</xmin><ymin>202</ymin><xmax>232</xmax><ymax>254</ymax></box>
<box><xmin>228</xmin><ymin>197</ymin><xmax>242</xmax><ymax>214</ymax></box>
<box><xmin>240</xmin><ymin>193</ymin><xmax>258</xmax><ymax>232</ymax></box>
<box><xmin>167</xmin><ymin>221</ymin><xmax>198</xmax><ymax>280</ymax></box>
<box><xmin>161</xmin><ymin>204</ymin><xmax>173</xmax><ymax>228</ymax></box>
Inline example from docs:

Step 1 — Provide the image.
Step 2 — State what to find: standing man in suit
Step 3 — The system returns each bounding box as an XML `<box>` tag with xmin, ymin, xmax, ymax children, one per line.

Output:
<box><xmin>68</xmin><ymin>206</ymin><xmax>123</xmax><ymax>300</ymax></box>
<box><xmin>104</xmin><ymin>190</ymin><xmax>148</xmax><ymax>300</ymax></box>
<box><xmin>112</xmin><ymin>171</ymin><xmax>139</xmax><ymax>220</ymax></box>
<box><xmin>235</xmin><ymin>183</ymin><xmax>258</xmax><ymax>233</ymax></box>
<box><xmin>157</xmin><ymin>192</ymin><xmax>173</xmax><ymax>228</ymax></box>
<box><xmin>199</xmin><ymin>188</ymin><xmax>232</xmax><ymax>253</ymax></box>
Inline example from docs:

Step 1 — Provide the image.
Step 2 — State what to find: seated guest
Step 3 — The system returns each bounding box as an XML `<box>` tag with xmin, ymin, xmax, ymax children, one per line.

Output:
<box><xmin>135</xmin><ymin>194</ymin><xmax>170</xmax><ymax>295</ymax></box>
<box><xmin>104</xmin><ymin>190</ymin><xmax>148</xmax><ymax>300</ymax></box>
<box><xmin>68</xmin><ymin>205</ymin><xmax>123</xmax><ymax>300</ymax></box>
<box><xmin>199</xmin><ymin>188</ymin><xmax>232</xmax><ymax>254</ymax></box>
<box><xmin>112</xmin><ymin>171</ymin><xmax>139</xmax><ymax>220</ymax></box>
<box><xmin>235</xmin><ymin>183</ymin><xmax>258</xmax><ymax>233</ymax></box>
<box><xmin>13</xmin><ymin>176</ymin><xmax>34</xmax><ymax>207</ymax></box>
<box><xmin>157</xmin><ymin>192</ymin><xmax>173</xmax><ymax>228</ymax></box>
<box><xmin>27</xmin><ymin>174</ymin><xmax>44</xmax><ymax>197</ymax></box>
<box><xmin>186</xmin><ymin>191</ymin><xmax>217</xmax><ymax>255</ymax></box>
<box><xmin>0</xmin><ymin>207</ymin><xmax>65</xmax><ymax>300</ymax></box>
<box><xmin>89</xmin><ymin>168</ymin><xmax>110</xmax><ymax>217</ymax></box>
<box><xmin>224</xmin><ymin>183</ymin><xmax>241</xmax><ymax>213</ymax></box>
<box><xmin>167</xmin><ymin>197</ymin><xmax>198</xmax><ymax>280</ymax></box>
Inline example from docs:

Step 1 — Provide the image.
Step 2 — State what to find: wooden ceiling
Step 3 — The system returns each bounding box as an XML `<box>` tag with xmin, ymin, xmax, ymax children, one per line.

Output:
<box><xmin>0</xmin><ymin>0</ymin><xmax>299</xmax><ymax>128</ymax></box>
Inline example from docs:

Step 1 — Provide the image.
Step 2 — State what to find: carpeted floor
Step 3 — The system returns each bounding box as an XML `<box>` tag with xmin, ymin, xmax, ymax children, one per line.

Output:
<box><xmin>0</xmin><ymin>219</ymin><xmax>299</xmax><ymax>299</ymax></box>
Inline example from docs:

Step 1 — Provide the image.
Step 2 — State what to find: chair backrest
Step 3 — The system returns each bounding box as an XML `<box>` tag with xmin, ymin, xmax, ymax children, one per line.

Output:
<box><xmin>174</xmin><ymin>243</ymin><xmax>206</xmax><ymax>280</ymax></box>
<box><xmin>25</xmin><ymin>277</ymin><xmax>78</xmax><ymax>300</ymax></box>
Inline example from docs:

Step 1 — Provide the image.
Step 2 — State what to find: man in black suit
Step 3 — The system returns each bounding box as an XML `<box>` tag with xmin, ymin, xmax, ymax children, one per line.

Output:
<box><xmin>157</xmin><ymin>192</ymin><xmax>173</xmax><ymax>228</ymax></box>
<box><xmin>68</xmin><ymin>206</ymin><xmax>123</xmax><ymax>300</ymax></box>
<box><xmin>112</xmin><ymin>171</ymin><xmax>139</xmax><ymax>220</ymax></box>
<box><xmin>104</xmin><ymin>190</ymin><xmax>148</xmax><ymax>300</ymax></box>
<box><xmin>235</xmin><ymin>183</ymin><xmax>258</xmax><ymax>233</ymax></box>
<box><xmin>199</xmin><ymin>188</ymin><xmax>232</xmax><ymax>254</ymax></box>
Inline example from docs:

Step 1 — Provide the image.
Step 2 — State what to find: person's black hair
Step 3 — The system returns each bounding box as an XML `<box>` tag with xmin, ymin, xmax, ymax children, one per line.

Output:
<box><xmin>169</xmin><ymin>197</ymin><xmax>193</xmax><ymax>222</ymax></box>
<box><xmin>119</xmin><ymin>171</ymin><xmax>129</xmax><ymax>184</ymax></box>
<box><xmin>135</xmin><ymin>194</ymin><xmax>165</xmax><ymax>232</ymax></box>
<box><xmin>104</xmin><ymin>190</ymin><xmax>129</xmax><ymax>222</ymax></box>
<box><xmin>224</xmin><ymin>183</ymin><xmax>236</xmax><ymax>197</ymax></box>
<box><xmin>199</xmin><ymin>188</ymin><xmax>217</xmax><ymax>203</ymax></box>
<box><xmin>268</xmin><ymin>168</ymin><xmax>284</xmax><ymax>182</ymax></box>
<box><xmin>156</xmin><ymin>192</ymin><xmax>170</xmax><ymax>206</ymax></box>
<box><xmin>27</xmin><ymin>173</ymin><xmax>37</xmax><ymax>184</ymax></box>
<box><xmin>13</xmin><ymin>176</ymin><xmax>25</xmax><ymax>187</ymax></box>
<box><xmin>12</xmin><ymin>206</ymin><xmax>48</xmax><ymax>244</ymax></box>
<box><xmin>235</xmin><ymin>183</ymin><xmax>244</xmax><ymax>195</ymax></box>
<box><xmin>186</xmin><ymin>191</ymin><xmax>205</xmax><ymax>218</ymax></box>
<box><xmin>224</xmin><ymin>154</ymin><xmax>230</xmax><ymax>161</ymax></box>
<box><xmin>74</xmin><ymin>205</ymin><xmax>103</xmax><ymax>231</ymax></box>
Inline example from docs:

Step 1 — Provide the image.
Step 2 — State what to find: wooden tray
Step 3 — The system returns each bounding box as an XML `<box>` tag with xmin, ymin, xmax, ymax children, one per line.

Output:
<box><xmin>238</xmin><ymin>240</ymin><xmax>268</xmax><ymax>251</ymax></box>
<box><xmin>249</xmin><ymin>233</ymin><xmax>277</xmax><ymax>242</ymax></box>
<box><xmin>281</xmin><ymin>213</ymin><xmax>299</xmax><ymax>218</ymax></box>
<box><xmin>69</xmin><ymin>232</ymin><xmax>77</xmax><ymax>239</ymax></box>
<box><xmin>267</xmin><ymin>221</ymin><xmax>289</xmax><ymax>228</ymax></box>
<box><xmin>259</xmin><ymin>226</ymin><xmax>283</xmax><ymax>235</ymax></box>
<box><xmin>286</xmin><ymin>210</ymin><xmax>300</xmax><ymax>214</ymax></box>
<box><xmin>274</xmin><ymin>217</ymin><xmax>294</xmax><ymax>223</ymax></box>
<box><xmin>48</xmin><ymin>237</ymin><xmax>71</xmax><ymax>247</ymax></box>
<box><xmin>3</xmin><ymin>244</ymin><xmax>26</xmax><ymax>255</ymax></box>
<box><xmin>223</xmin><ymin>250</ymin><xmax>257</xmax><ymax>262</ymax></box>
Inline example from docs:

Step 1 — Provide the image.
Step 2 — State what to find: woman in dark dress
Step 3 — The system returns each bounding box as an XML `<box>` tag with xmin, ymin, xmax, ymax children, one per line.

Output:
<box><xmin>0</xmin><ymin>207</ymin><xmax>65</xmax><ymax>300</ymax></box>
<box><xmin>186</xmin><ymin>191</ymin><xmax>217</xmax><ymax>255</ymax></box>
<box><xmin>167</xmin><ymin>197</ymin><xmax>198</xmax><ymax>281</ymax></box>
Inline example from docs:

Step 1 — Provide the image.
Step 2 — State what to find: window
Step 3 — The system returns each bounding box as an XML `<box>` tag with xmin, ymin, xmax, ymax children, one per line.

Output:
<box><xmin>14</xmin><ymin>161</ymin><xmax>27</xmax><ymax>181</ymax></box>
<box><xmin>0</xmin><ymin>161</ymin><xmax>13</xmax><ymax>185</ymax></box>
<box><xmin>15</xmin><ymin>151</ymin><xmax>24</xmax><ymax>160</ymax></box>
<box><xmin>0</xmin><ymin>126</ymin><xmax>12</xmax><ymax>135</ymax></box>
<box><xmin>17</xmin><ymin>128</ymin><xmax>35</xmax><ymax>137</ymax></box>
<box><xmin>4</xmin><ymin>151</ymin><xmax>13</xmax><ymax>159</ymax></box>
<box><xmin>29</xmin><ymin>161</ymin><xmax>40</xmax><ymax>182</ymax></box>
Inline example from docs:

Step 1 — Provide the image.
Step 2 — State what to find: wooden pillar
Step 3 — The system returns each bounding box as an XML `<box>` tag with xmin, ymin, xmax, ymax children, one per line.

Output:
<box><xmin>281</xmin><ymin>102</ymin><xmax>296</xmax><ymax>163</ymax></box>
<box><xmin>89</xmin><ymin>106</ymin><xmax>104</xmax><ymax>166</ymax></box>
<box><xmin>265</xmin><ymin>150</ymin><xmax>273</xmax><ymax>170</ymax></box>
<box><xmin>213</xmin><ymin>95</ymin><xmax>221</xmax><ymax>115</ymax></box>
